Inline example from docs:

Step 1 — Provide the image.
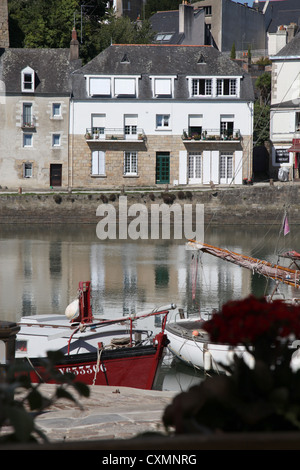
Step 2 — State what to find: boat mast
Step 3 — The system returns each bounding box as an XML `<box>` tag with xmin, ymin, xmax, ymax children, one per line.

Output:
<box><xmin>187</xmin><ymin>241</ymin><xmax>300</xmax><ymax>289</ymax></box>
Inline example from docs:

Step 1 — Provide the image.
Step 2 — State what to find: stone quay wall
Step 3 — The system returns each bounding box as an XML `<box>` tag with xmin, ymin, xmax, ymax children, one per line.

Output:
<box><xmin>0</xmin><ymin>184</ymin><xmax>299</xmax><ymax>225</ymax></box>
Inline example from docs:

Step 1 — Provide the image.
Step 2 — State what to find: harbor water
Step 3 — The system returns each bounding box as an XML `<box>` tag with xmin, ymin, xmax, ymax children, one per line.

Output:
<box><xmin>0</xmin><ymin>222</ymin><xmax>299</xmax><ymax>391</ymax></box>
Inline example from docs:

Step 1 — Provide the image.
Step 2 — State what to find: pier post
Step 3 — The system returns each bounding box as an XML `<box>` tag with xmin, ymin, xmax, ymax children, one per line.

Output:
<box><xmin>0</xmin><ymin>322</ymin><xmax>20</xmax><ymax>382</ymax></box>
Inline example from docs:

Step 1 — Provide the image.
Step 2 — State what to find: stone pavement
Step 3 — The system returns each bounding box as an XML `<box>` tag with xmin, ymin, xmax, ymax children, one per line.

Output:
<box><xmin>34</xmin><ymin>384</ymin><xmax>177</xmax><ymax>443</ymax></box>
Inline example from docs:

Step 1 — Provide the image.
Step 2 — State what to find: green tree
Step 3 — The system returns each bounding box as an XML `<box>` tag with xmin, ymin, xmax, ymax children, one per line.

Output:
<box><xmin>255</xmin><ymin>72</ymin><xmax>271</xmax><ymax>105</ymax></box>
<box><xmin>253</xmin><ymin>101</ymin><xmax>270</xmax><ymax>147</ymax></box>
<box><xmin>230</xmin><ymin>42</ymin><xmax>236</xmax><ymax>60</ymax></box>
<box><xmin>8</xmin><ymin>1</ymin><xmax>155</xmax><ymax>63</ymax></box>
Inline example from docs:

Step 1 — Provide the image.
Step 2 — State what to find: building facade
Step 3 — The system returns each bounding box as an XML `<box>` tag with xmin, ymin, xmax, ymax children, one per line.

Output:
<box><xmin>69</xmin><ymin>44</ymin><xmax>254</xmax><ymax>189</ymax></box>
<box><xmin>270</xmin><ymin>32</ymin><xmax>300</xmax><ymax>180</ymax></box>
<box><xmin>0</xmin><ymin>32</ymin><xmax>81</xmax><ymax>190</ymax></box>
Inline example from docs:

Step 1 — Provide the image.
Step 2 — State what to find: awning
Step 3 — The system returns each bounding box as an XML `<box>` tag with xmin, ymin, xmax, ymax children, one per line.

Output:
<box><xmin>288</xmin><ymin>139</ymin><xmax>300</xmax><ymax>152</ymax></box>
<box><xmin>288</xmin><ymin>144</ymin><xmax>300</xmax><ymax>152</ymax></box>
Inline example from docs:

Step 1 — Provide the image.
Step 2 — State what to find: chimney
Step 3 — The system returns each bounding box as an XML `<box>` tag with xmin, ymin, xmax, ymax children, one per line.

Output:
<box><xmin>179</xmin><ymin>1</ymin><xmax>194</xmax><ymax>38</ymax></box>
<box><xmin>287</xmin><ymin>23</ymin><xmax>297</xmax><ymax>43</ymax></box>
<box><xmin>70</xmin><ymin>27</ymin><xmax>79</xmax><ymax>61</ymax></box>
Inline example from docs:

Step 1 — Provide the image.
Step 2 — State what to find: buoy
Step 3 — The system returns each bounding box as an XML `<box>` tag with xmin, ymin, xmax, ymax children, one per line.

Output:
<box><xmin>192</xmin><ymin>330</ymin><xmax>199</xmax><ymax>336</ymax></box>
<box><xmin>65</xmin><ymin>298</ymin><xmax>79</xmax><ymax>320</ymax></box>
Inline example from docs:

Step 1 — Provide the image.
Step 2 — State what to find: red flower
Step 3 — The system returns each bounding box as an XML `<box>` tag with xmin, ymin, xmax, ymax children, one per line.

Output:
<box><xmin>203</xmin><ymin>296</ymin><xmax>300</xmax><ymax>346</ymax></box>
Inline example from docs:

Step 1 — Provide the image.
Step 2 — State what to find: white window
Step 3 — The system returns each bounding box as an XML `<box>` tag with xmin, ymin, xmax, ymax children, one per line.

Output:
<box><xmin>52</xmin><ymin>134</ymin><xmax>61</xmax><ymax>147</ymax></box>
<box><xmin>124</xmin><ymin>115</ymin><xmax>138</xmax><ymax>138</ymax></box>
<box><xmin>91</xmin><ymin>114</ymin><xmax>105</xmax><ymax>138</ymax></box>
<box><xmin>23</xmin><ymin>162</ymin><xmax>32</xmax><ymax>178</ymax></box>
<box><xmin>52</xmin><ymin>103</ymin><xmax>61</xmax><ymax>117</ymax></box>
<box><xmin>156</xmin><ymin>114</ymin><xmax>170</xmax><ymax>129</ymax></box>
<box><xmin>21</xmin><ymin>66</ymin><xmax>35</xmax><ymax>92</ymax></box>
<box><xmin>22</xmin><ymin>103</ymin><xmax>33</xmax><ymax>127</ymax></box>
<box><xmin>220</xmin><ymin>115</ymin><xmax>234</xmax><ymax>137</ymax></box>
<box><xmin>92</xmin><ymin>150</ymin><xmax>105</xmax><ymax>175</ymax></box>
<box><xmin>188</xmin><ymin>115</ymin><xmax>203</xmax><ymax>138</ymax></box>
<box><xmin>192</xmin><ymin>78</ymin><xmax>212</xmax><ymax>96</ymax></box>
<box><xmin>89</xmin><ymin>77</ymin><xmax>111</xmax><ymax>96</ymax></box>
<box><xmin>217</xmin><ymin>79</ymin><xmax>237</xmax><ymax>96</ymax></box>
<box><xmin>114</xmin><ymin>78</ymin><xmax>136</xmax><ymax>96</ymax></box>
<box><xmin>124</xmin><ymin>151</ymin><xmax>137</xmax><ymax>175</ymax></box>
<box><xmin>152</xmin><ymin>77</ymin><xmax>173</xmax><ymax>97</ymax></box>
<box><xmin>219</xmin><ymin>152</ymin><xmax>233</xmax><ymax>184</ymax></box>
<box><xmin>23</xmin><ymin>133</ymin><xmax>33</xmax><ymax>147</ymax></box>
<box><xmin>155</xmin><ymin>33</ymin><xmax>173</xmax><ymax>42</ymax></box>
<box><xmin>188</xmin><ymin>152</ymin><xmax>202</xmax><ymax>182</ymax></box>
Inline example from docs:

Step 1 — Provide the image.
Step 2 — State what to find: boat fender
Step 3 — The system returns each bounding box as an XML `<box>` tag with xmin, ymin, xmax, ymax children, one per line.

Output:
<box><xmin>204</xmin><ymin>350</ymin><xmax>211</xmax><ymax>371</ymax></box>
<box><xmin>192</xmin><ymin>330</ymin><xmax>199</xmax><ymax>336</ymax></box>
<box><xmin>65</xmin><ymin>298</ymin><xmax>79</xmax><ymax>320</ymax></box>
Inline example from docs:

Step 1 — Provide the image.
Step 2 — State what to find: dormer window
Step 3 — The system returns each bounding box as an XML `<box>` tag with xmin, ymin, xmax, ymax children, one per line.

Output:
<box><xmin>150</xmin><ymin>76</ymin><xmax>176</xmax><ymax>98</ymax></box>
<box><xmin>21</xmin><ymin>66</ymin><xmax>35</xmax><ymax>92</ymax></box>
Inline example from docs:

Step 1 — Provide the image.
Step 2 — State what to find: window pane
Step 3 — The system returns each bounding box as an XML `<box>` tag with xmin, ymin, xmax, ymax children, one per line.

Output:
<box><xmin>24</xmin><ymin>74</ymin><xmax>33</xmax><ymax>89</ymax></box>
<box><xmin>53</xmin><ymin>134</ymin><xmax>60</xmax><ymax>146</ymax></box>
<box><xmin>24</xmin><ymin>163</ymin><xmax>32</xmax><ymax>178</ymax></box>
<box><xmin>23</xmin><ymin>134</ymin><xmax>32</xmax><ymax>146</ymax></box>
<box><xmin>156</xmin><ymin>115</ymin><xmax>169</xmax><ymax>127</ymax></box>
<box><xmin>124</xmin><ymin>151</ymin><xmax>137</xmax><ymax>174</ymax></box>
<box><xmin>53</xmin><ymin>103</ymin><xmax>61</xmax><ymax>116</ymax></box>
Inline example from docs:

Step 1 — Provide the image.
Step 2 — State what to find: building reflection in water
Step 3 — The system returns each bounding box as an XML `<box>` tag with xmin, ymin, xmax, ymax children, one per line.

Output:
<box><xmin>0</xmin><ymin>224</ymin><xmax>298</xmax><ymax>324</ymax></box>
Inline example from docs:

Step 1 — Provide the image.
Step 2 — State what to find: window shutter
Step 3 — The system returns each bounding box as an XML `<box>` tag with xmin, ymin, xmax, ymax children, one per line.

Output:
<box><xmin>90</xmin><ymin>78</ymin><xmax>110</xmax><ymax>96</ymax></box>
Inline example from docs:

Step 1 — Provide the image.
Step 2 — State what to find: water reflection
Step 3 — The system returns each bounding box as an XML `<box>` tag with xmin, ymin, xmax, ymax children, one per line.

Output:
<box><xmin>0</xmin><ymin>223</ymin><xmax>299</xmax><ymax>326</ymax></box>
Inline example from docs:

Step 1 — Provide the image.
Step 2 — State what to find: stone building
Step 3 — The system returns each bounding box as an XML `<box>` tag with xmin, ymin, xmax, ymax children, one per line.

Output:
<box><xmin>0</xmin><ymin>30</ymin><xmax>81</xmax><ymax>190</ymax></box>
<box><xmin>69</xmin><ymin>43</ymin><xmax>254</xmax><ymax>189</ymax></box>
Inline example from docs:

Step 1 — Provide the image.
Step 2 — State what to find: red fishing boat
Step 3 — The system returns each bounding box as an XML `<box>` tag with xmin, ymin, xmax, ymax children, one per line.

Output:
<box><xmin>16</xmin><ymin>281</ymin><xmax>176</xmax><ymax>390</ymax></box>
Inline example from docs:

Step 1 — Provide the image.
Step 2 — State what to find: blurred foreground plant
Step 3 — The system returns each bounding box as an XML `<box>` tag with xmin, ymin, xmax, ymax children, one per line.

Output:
<box><xmin>163</xmin><ymin>296</ymin><xmax>300</xmax><ymax>434</ymax></box>
<box><xmin>0</xmin><ymin>350</ymin><xmax>89</xmax><ymax>443</ymax></box>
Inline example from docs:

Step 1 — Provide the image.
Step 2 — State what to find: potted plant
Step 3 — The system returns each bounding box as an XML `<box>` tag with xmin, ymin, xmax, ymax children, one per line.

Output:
<box><xmin>163</xmin><ymin>296</ymin><xmax>300</xmax><ymax>435</ymax></box>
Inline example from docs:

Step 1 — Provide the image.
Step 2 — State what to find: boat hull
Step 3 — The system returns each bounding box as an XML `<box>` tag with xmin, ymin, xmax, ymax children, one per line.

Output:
<box><xmin>166</xmin><ymin>321</ymin><xmax>253</xmax><ymax>372</ymax></box>
<box><xmin>18</xmin><ymin>332</ymin><xmax>168</xmax><ymax>390</ymax></box>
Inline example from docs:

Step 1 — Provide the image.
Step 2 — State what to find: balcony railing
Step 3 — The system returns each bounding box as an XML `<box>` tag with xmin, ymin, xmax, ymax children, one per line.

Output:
<box><xmin>85</xmin><ymin>128</ymin><xmax>146</xmax><ymax>142</ymax></box>
<box><xmin>21</xmin><ymin>115</ymin><xmax>36</xmax><ymax>129</ymax></box>
<box><xmin>182</xmin><ymin>128</ymin><xmax>241</xmax><ymax>142</ymax></box>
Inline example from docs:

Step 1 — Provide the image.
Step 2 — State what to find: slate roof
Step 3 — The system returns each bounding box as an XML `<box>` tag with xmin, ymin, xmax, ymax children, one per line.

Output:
<box><xmin>71</xmin><ymin>44</ymin><xmax>254</xmax><ymax>101</ymax></box>
<box><xmin>0</xmin><ymin>48</ymin><xmax>81</xmax><ymax>95</ymax></box>
<box><xmin>257</xmin><ymin>0</ymin><xmax>300</xmax><ymax>33</ymax></box>
<box><xmin>149</xmin><ymin>10</ymin><xmax>188</xmax><ymax>44</ymax></box>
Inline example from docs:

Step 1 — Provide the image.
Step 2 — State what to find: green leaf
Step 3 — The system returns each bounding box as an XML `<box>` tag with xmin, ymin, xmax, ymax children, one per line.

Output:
<box><xmin>6</xmin><ymin>406</ymin><xmax>34</xmax><ymax>442</ymax></box>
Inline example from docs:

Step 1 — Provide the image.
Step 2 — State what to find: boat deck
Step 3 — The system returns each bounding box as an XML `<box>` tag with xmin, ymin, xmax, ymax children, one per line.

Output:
<box><xmin>166</xmin><ymin>319</ymin><xmax>210</xmax><ymax>343</ymax></box>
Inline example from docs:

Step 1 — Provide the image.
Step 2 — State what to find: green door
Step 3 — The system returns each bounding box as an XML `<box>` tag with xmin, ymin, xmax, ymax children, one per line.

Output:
<box><xmin>156</xmin><ymin>153</ymin><xmax>170</xmax><ymax>184</ymax></box>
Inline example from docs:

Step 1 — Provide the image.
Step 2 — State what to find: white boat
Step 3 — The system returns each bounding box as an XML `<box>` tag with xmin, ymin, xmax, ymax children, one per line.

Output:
<box><xmin>166</xmin><ymin>317</ymin><xmax>254</xmax><ymax>373</ymax></box>
<box><xmin>166</xmin><ymin>240</ymin><xmax>300</xmax><ymax>373</ymax></box>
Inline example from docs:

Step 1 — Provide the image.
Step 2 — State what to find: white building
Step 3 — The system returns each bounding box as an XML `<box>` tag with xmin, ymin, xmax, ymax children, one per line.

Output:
<box><xmin>69</xmin><ymin>44</ymin><xmax>254</xmax><ymax>189</ymax></box>
<box><xmin>270</xmin><ymin>32</ymin><xmax>300</xmax><ymax>179</ymax></box>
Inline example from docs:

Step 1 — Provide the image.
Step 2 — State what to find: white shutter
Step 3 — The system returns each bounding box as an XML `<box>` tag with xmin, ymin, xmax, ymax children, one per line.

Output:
<box><xmin>202</xmin><ymin>150</ymin><xmax>211</xmax><ymax>184</ymax></box>
<box><xmin>189</xmin><ymin>115</ymin><xmax>203</xmax><ymax>126</ymax></box>
<box><xmin>92</xmin><ymin>151</ymin><xmax>105</xmax><ymax>175</ymax></box>
<box><xmin>92</xmin><ymin>115</ymin><xmax>105</xmax><ymax>127</ymax></box>
<box><xmin>90</xmin><ymin>78</ymin><xmax>110</xmax><ymax>96</ymax></box>
<box><xmin>124</xmin><ymin>115</ymin><xmax>138</xmax><ymax>126</ymax></box>
<box><xmin>234</xmin><ymin>151</ymin><xmax>243</xmax><ymax>184</ymax></box>
<box><xmin>211</xmin><ymin>151</ymin><xmax>219</xmax><ymax>184</ymax></box>
<box><xmin>155</xmin><ymin>78</ymin><xmax>172</xmax><ymax>96</ymax></box>
<box><xmin>114</xmin><ymin>78</ymin><xmax>136</xmax><ymax>95</ymax></box>
<box><xmin>92</xmin><ymin>151</ymin><xmax>99</xmax><ymax>174</ymax></box>
<box><xmin>179</xmin><ymin>151</ymin><xmax>187</xmax><ymax>184</ymax></box>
